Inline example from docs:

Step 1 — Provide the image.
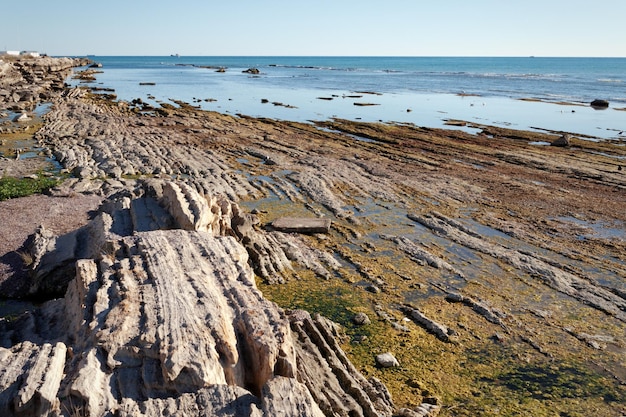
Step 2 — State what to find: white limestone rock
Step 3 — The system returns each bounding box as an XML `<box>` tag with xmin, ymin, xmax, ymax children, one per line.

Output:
<box><xmin>1</xmin><ymin>180</ymin><xmax>398</xmax><ymax>416</ymax></box>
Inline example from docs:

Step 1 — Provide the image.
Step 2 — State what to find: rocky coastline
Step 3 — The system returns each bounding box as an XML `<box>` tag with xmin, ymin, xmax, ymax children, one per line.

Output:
<box><xmin>1</xmin><ymin>56</ymin><xmax>625</xmax><ymax>416</ymax></box>
<box><xmin>0</xmin><ymin>55</ymin><xmax>91</xmax><ymax>114</ymax></box>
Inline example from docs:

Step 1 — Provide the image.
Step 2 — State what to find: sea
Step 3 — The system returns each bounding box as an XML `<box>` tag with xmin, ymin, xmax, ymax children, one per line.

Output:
<box><xmin>74</xmin><ymin>56</ymin><xmax>626</xmax><ymax>140</ymax></box>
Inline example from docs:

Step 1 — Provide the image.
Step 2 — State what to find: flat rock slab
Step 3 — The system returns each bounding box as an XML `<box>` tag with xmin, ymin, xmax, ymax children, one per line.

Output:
<box><xmin>271</xmin><ymin>217</ymin><xmax>331</xmax><ymax>234</ymax></box>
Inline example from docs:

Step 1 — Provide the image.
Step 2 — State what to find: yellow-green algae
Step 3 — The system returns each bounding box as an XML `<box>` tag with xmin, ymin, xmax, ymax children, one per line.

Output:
<box><xmin>0</xmin><ymin>120</ymin><xmax>64</xmax><ymax>199</ymax></box>
<box><xmin>249</xmin><ymin>190</ymin><xmax>625</xmax><ymax>416</ymax></box>
<box><xmin>259</xmin><ymin>263</ymin><xmax>625</xmax><ymax>416</ymax></box>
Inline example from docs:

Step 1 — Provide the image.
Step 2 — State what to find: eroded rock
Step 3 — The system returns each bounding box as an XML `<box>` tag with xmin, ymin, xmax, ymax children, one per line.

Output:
<box><xmin>401</xmin><ymin>305</ymin><xmax>459</xmax><ymax>343</ymax></box>
<box><xmin>409</xmin><ymin>211</ymin><xmax>626</xmax><ymax>322</ymax></box>
<box><xmin>0</xmin><ymin>180</ymin><xmax>398</xmax><ymax>416</ymax></box>
<box><xmin>550</xmin><ymin>134</ymin><xmax>570</xmax><ymax>147</ymax></box>
<box><xmin>0</xmin><ymin>56</ymin><xmax>89</xmax><ymax>112</ymax></box>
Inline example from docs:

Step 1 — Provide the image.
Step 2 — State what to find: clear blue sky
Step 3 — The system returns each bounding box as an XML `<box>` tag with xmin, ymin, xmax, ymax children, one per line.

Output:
<box><xmin>2</xmin><ymin>0</ymin><xmax>624</xmax><ymax>57</ymax></box>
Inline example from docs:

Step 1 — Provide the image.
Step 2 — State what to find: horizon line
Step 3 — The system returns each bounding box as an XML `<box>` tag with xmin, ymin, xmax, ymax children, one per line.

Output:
<box><xmin>51</xmin><ymin>54</ymin><xmax>626</xmax><ymax>59</ymax></box>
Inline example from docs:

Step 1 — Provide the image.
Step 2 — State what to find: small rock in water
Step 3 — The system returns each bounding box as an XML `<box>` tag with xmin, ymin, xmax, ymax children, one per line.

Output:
<box><xmin>590</xmin><ymin>99</ymin><xmax>609</xmax><ymax>109</ymax></box>
<box><xmin>13</xmin><ymin>113</ymin><xmax>31</xmax><ymax>122</ymax></box>
<box><xmin>376</xmin><ymin>352</ymin><xmax>400</xmax><ymax>368</ymax></box>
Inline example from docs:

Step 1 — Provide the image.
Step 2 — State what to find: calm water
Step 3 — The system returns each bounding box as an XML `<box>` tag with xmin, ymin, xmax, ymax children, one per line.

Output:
<box><xmin>76</xmin><ymin>56</ymin><xmax>626</xmax><ymax>139</ymax></box>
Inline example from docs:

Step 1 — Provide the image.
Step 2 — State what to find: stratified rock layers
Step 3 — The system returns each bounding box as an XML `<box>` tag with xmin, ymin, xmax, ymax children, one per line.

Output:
<box><xmin>0</xmin><ymin>181</ymin><xmax>395</xmax><ymax>417</ymax></box>
<box><xmin>0</xmin><ymin>56</ymin><xmax>89</xmax><ymax>112</ymax></box>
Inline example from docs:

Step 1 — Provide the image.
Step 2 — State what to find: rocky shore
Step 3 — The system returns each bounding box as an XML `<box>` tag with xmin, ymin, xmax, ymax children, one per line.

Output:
<box><xmin>1</xmin><ymin>56</ymin><xmax>625</xmax><ymax>416</ymax></box>
<box><xmin>0</xmin><ymin>55</ymin><xmax>90</xmax><ymax>114</ymax></box>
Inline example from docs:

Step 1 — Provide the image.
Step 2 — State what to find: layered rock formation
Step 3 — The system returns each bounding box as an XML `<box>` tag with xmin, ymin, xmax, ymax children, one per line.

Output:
<box><xmin>0</xmin><ymin>180</ymin><xmax>397</xmax><ymax>417</ymax></box>
<box><xmin>0</xmin><ymin>56</ymin><xmax>90</xmax><ymax>112</ymax></box>
<box><xmin>2</xmin><ymin>56</ymin><xmax>626</xmax><ymax>416</ymax></box>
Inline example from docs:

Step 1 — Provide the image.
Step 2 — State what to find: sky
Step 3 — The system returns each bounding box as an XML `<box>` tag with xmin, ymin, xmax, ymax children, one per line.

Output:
<box><xmin>1</xmin><ymin>0</ymin><xmax>625</xmax><ymax>57</ymax></box>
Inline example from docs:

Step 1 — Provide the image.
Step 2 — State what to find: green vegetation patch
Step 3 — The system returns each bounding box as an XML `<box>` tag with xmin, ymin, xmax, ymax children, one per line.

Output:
<box><xmin>457</xmin><ymin>345</ymin><xmax>626</xmax><ymax>416</ymax></box>
<box><xmin>259</xmin><ymin>269</ymin><xmax>362</xmax><ymax>326</ymax></box>
<box><xmin>0</xmin><ymin>174</ymin><xmax>61</xmax><ymax>201</ymax></box>
<box><xmin>492</xmin><ymin>360</ymin><xmax>624</xmax><ymax>403</ymax></box>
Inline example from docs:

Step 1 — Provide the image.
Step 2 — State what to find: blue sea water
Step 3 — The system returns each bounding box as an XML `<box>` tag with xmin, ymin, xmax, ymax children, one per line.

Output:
<box><xmin>77</xmin><ymin>56</ymin><xmax>626</xmax><ymax>140</ymax></box>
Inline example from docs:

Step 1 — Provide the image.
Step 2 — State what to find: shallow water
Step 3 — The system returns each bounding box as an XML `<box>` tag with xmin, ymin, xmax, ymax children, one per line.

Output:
<box><xmin>556</xmin><ymin>216</ymin><xmax>626</xmax><ymax>241</ymax></box>
<box><xmin>75</xmin><ymin>56</ymin><xmax>626</xmax><ymax>140</ymax></box>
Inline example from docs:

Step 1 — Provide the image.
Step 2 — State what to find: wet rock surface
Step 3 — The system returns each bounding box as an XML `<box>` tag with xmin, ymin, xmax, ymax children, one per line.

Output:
<box><xmin>1</xmin><ymin>57</ymin><xmax>626</xmax><ymax>416</ymax></box>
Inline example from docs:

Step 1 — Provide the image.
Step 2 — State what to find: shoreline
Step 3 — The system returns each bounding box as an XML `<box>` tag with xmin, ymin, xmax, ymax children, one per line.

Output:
<box><xmin>1</xmin><ymin>56</ymin><xmax>626</xmax><ymax>416</ymax></box>
<box><xmin>71</xmin><ymin>55</ymin><xmax>626</xmax><ymax>141</ymax></box>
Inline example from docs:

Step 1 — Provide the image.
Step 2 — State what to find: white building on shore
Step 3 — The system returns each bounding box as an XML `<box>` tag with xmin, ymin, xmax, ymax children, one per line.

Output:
<box><xmin>0</xmin><ymin>51</ymin><xmax>41</xmax><ymax>57</ymax></box>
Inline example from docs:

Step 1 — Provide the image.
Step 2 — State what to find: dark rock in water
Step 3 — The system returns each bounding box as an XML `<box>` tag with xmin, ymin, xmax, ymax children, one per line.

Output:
<box><xmin>551</xmin><ymin>134</ymin><xmax>570</xmax><ymax>147</ymax></box>
<box><xmin>590</xmin><ymin>99</ymin><xmax>609</xmax><ymax>109</ymax></box>
<box><xmin>243</xmin><ymin>68</ymin><xmax>260</xmax><ymax>74</ymax></box>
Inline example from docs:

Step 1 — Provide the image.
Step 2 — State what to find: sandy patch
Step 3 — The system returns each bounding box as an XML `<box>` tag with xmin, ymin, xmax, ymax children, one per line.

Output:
<box><xmin>0</xmin><ymin>193</ymin><xmax>103</xmax><ymax>297</ymax></box>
